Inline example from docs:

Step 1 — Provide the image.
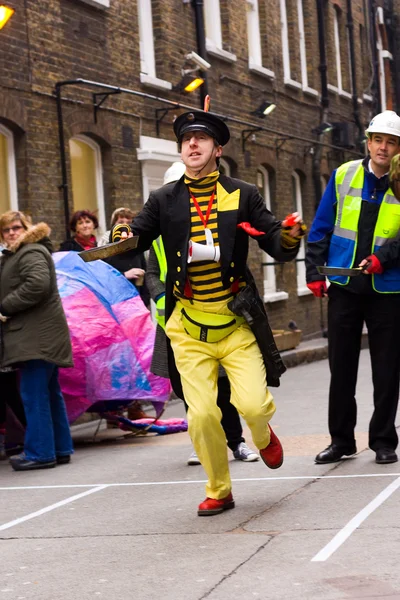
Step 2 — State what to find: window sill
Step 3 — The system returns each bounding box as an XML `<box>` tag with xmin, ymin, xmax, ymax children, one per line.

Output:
<box><xmin>284</xmin><ymin>77</ymin><xmax>302</xmax><ymax>90</ymax></box>
<box><xmin>206</xmin><ymin>41</ymin><xmax>237</xmax><ymax>63</ymax></box>
<box><xmin>327</xmin><ymin>84</ymin><xmax>352</xmax><ymax>100</ymax></box>
<box><xmin>249</xmin><ymin>63</ymin><xmax>275</xmax><ymax>80</ymax></box>
<box><xmin>140</xmin><ymin>74</ymin><xmax>172</xmax><ymax>91</ymax></box>
<box><xmin>78</xmin><ymin>0</ymin><xmax>110</xmax><ymax>8</ymax></box>
<box><xmin>303</xmin><ymin>85</ymin><xmax>318</xmax><ymax>97</ymax></box>
<box><xmin>264</xmin><ymin>291</ymin><xmax>289</xmax><ymax>303</ymax></box>
<box><xmin>297</xmin><ymin>286</ymin><xmax>312</xmax><ymax>297</ymax></box>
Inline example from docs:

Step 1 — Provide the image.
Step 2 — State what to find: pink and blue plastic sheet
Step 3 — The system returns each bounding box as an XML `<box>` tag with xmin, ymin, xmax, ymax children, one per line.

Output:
<box><xmin>54</xmin><ymin>252</ymin><xmax>171</xmax><ymax>424</ymax></box>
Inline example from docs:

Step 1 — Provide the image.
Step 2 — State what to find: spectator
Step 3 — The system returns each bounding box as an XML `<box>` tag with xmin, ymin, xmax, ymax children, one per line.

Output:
<box><xmin>99</xmin><ymin>207</ymin><xmax>135</xmax><ymax>246</ymax></box>
<box><xmin>0</xmin><ymin>370</ymin><xmax>26</xmax><ymax>459</ymax></box>
<box><xmin>0</xmin><ymin>210</ymin><xmax>74</xmax><ymax>471</ymax></box>
<box><xmin>103</xmin><ymin>209</ymin><xmax>151</xmax><ymax>309</ymax></box>
<box><xmin>59</xmin><ymin>209</ymin><xmax>99</xmax><ymax>252</ymax></box>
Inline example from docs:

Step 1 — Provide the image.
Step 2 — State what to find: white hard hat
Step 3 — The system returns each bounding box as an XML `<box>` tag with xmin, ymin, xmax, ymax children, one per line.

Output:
<box><xmin>163</xmin><ymin>161</ymin><xmax>186</xmax><ymax>185</ymax></box>
<box><xmin>365</xmin><ymin>110</ymin><xmax>400</xmax><ymax>138</ymax></box>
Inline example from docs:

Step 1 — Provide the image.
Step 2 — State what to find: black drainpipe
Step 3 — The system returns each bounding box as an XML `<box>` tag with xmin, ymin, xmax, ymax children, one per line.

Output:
<box><xmin>368</xmin><ymin>0</ymin><xmax>381</xmax><ymax>114</ymax></box>
<box><xmin>313</xmin><ymin>0</ymin><xmax>330</xmax><ymax>213</ymax></box>
<box><xmin>55</xmin><ymin>82</ymin><xmax>71</xmax><ymax>240</ymax></box>
<box><xmin>346</xmin><ymin>0</ymin><xmax>363</xmax><ymax>149</ymax></box>
<box><xmin>191</xmin><ymin>0</ymin><xmax>209</xmax><ymax>108</ymax></box>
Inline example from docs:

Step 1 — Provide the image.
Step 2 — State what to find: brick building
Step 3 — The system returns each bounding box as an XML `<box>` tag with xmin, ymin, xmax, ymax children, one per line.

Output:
<box><xmin>0</xmin><ymin>0</ymin><xmax>399</xmax><ymax>336</ymax></box>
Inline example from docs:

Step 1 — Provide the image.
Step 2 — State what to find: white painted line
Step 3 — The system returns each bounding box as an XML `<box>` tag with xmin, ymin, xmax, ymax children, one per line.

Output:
<box><xmin>0</xmin><ymin>485</ymin><xmax>108</xmax><ymax>532</ymax></box>
<box><xmin>311</xmin><ymin>475</ymin><xmax>400</xmax><ymax>562</ymax></box>
<box><xmin>1</xmin><ymin>472</ymin><xmax>400</xmax><ymax>492</ymax></box>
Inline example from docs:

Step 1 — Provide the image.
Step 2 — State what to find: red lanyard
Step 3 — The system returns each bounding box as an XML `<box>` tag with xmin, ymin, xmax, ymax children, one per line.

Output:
<box><xmin>189</xmin><ymin>186</ymin><xmax>216</xmax><ymax>229</ymax></box>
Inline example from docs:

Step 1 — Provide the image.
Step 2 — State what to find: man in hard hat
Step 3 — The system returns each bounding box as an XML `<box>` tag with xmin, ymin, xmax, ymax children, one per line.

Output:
<box><xmin>114</xmin><ymin>111</ymin><xmax>305</xmax><ymax>515</ymax></box>
<box><xmin>147</xmin><ymin>161</ymin><xmax>259</xmax><ymax>466</ymax></box>
<box><xmin>306</xmin><ymin>110</ymin><xmax>400</xmax><ymax>466</ymax></box>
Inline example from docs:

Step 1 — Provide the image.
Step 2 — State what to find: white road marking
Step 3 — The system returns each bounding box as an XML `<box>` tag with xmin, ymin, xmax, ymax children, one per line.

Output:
<box><xmin>0</xmin><ymin>485</ymin><xmax>107</xmax><ymax>532</ymax></box>
<box><xmin>311</xmin><ymin>476</ymin><xmax>400</xmax><ymax>562</ymax></box>
<box><xmin>0</xmin><ymin>471</ymin><xmax>399</xmax><ymax>491</ymax></box>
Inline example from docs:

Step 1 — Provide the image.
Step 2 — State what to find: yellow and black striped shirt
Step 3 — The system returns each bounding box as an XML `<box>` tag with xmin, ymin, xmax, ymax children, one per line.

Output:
<box><xmin>177</xmin><ymin>170</ymin><xmax>234</xmax><ymax>303</ymax></box>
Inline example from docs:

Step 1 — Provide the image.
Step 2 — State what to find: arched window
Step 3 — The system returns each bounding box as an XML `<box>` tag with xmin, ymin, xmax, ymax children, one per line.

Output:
<box><xmin>69</xmin><ymin>135</ymin><xmax>106</xmax><ymax>237</ymax></box>
<box><xmin>292</xmin><ymin>171</ymin><xmax>309</xmax><ymax>295</ymax></box>
<box><xmin>258</xmin><ymin>166</ymin><xmax>288</xmax><ymax>303</ymax></box>
<box><xmin>0</xmin><ymin>124</ymin><xmax>18</xmax><ymax>213</ymax></box>
<box><xmin>219</xmin><ymin>158</ymin><xmax>231</xmax><ymax>176</ymax></box>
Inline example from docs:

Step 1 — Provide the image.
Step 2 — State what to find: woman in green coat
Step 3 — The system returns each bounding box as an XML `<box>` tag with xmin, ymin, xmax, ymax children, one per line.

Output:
<box><xmin>0</xmin><ymin>211</ymin><xmax>73</xmax><ymax>471</ymax></box>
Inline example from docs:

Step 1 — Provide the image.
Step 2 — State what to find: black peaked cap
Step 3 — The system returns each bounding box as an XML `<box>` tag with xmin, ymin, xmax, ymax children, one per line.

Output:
<box><xmin>173</xmin><ymin>111</ymin><xmax>230</xmax><ymax>146</ymax></box>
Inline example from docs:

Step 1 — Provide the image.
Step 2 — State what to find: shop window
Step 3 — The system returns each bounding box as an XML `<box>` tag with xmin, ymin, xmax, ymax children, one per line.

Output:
<box><xmin>69</xmin><ymin>135</ymin><xmax>106</xmax><ymax>237</ymax></box>
<box><xmin>0</xmin><ymin>124</ymin><xmax>18</xmax><ymax>214</ymax></box>
<box><xmin>258</xmin><ymin>167</ymin><xmax>288</xmax><ymax>303</ymax></box>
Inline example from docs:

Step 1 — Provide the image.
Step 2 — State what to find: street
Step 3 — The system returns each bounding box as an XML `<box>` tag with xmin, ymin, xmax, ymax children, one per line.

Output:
<box><xmin>1</xmin><ymin>349</ymin><xmax>400</xmax><ymax>600</ymax></box>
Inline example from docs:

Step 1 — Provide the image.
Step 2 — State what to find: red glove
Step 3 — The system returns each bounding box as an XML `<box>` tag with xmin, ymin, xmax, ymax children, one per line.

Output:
<box><xmin>362</xmin><ymin>255</ymin><xmax>383</xmax><ymax>274</ymax></box>
<box><xmin>307</xmin><ymin>281</ymin><xmax>328</xmax><ymax>297</ymax></box>
<box><xmin>237</xmin><ymin>222</ymin><xmax>265</xmax><ymax>237</ymax></box>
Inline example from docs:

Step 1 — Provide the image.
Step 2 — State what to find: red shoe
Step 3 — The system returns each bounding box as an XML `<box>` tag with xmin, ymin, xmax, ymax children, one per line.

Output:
<box><xmin>260</xmin><ymin>425</ymin><xmax>284</xmax><ymax>469</ymax></box>
<box><xmin>198</xmin><ymin>492</ymin><xmax>235</xmax><ymax>516</ymax></box>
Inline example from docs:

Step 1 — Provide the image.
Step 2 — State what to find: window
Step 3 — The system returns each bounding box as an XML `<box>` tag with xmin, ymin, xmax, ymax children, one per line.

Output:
<box><xmin>204</xmin><ymin>0</ymin><xmax>236</xmax><ymax>63</ymax></box>
<box><xmin>246</xmin><ymin>0</ymin><xmax>274</xmax><ymax>79</ymax></box>
<box><xmin>376</xmin><ymin>7</ymin><xmax>393</xmax><ymax>111</ymax></box>
<box><xmin>327</xmin><ymin>7</ymin><xmax>352</xmax><ymax>99</ymax></box>
<box><xmin>258</xmin><ymin>167</ymin><xmax>288</xmax><ymax>303</ymax></box>
<box><xmin>137</xmin><ymin>0</ymin><xmax>172</xmax><ymax>91</ymax></box>
<box><xmin>0</xmin><ymin>124</ymin><xmax>18</xmax><ymax>214</ymax></box>
<box><xmin>292</xmin><ymin>172</ymin><xmax>310</xmax><ymax>296</ymax></box>
<box><xmin>69</xmin><ymin>135</ymin><xmax>106</xmax><ymax>238</ymax></box>
<box><xmin>280</xmin><ymin>0</ymin><xmax>318</xmax><ymax>95</ymax></box>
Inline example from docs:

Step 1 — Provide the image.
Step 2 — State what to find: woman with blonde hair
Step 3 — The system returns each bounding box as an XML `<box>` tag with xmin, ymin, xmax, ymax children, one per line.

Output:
<box><xmin>0</xmin><ymin>210</ymin><xmax>73</xmax><ymax>471</ymax></box>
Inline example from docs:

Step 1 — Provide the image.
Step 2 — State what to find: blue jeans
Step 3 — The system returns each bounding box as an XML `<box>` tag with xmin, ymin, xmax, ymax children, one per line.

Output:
<box><xmin>19</xmin><ymin>360</ymin><xmax>73</xmax><ymax>462</ymax></box>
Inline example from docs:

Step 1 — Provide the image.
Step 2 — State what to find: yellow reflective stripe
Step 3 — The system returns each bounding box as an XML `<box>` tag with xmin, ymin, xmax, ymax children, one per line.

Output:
<box><xmin>152</xmin><ymin>237</ymin><xmax>167</xmax><ymax>283</ymax></box>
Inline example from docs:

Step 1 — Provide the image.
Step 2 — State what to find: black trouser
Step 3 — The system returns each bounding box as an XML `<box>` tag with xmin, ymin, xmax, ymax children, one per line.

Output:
<box><xmin>328</xmin><ymin>285</ymin><xmax>400</xmax><ymax>451</ymax></box>
<box><xmin>183</xmin><ymin>375</ymin><xmax>244</xmax><ymax>451</ymax></box>
<box><xmin>0</xmin><ymin>370</ymin><xmax>26</xmax><ymax>427</ymax></box>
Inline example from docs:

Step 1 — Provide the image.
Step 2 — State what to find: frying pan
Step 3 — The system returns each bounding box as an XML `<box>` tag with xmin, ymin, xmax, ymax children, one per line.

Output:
<box><xmin>317</xmin><ymin>265</ymin><xmax>363</xmax><ymax>277</ymax></box>
<box><xmin>78</xmin><ymin>236</ymin><xmax>139</xmax><ymax>262</ymax></box>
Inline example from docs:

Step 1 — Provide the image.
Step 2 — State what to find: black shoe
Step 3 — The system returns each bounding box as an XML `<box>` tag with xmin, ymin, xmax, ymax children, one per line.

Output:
<box><xmin>375</xmin><ymin>448</ymin><xmax>398</xmax><ymax>464</ymax></box>
<box><xmin>315</xmin><ymin>444</ymin><xmax>357</xmax><ymax>464</ymax></box>
<box><xmin>56</xmin><ymin>455</ymin><xmax>71</xmax><ymax>465</ymax></box>
<box><xmin>10</xmin><ymin>454</ymin><xmax>56</xmax><ymax>471</ymax></box>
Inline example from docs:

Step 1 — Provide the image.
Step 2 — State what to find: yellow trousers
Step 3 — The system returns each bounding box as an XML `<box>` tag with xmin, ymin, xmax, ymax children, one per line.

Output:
<box><xmin>166</xmin><ymin>299</ymin><xmax>276</xmax><ymax>499</ymax></box>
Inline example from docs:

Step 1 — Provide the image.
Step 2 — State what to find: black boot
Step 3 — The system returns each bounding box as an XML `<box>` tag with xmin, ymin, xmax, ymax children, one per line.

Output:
<box><xmin>315</xmin><ymin>444</ymin><xmax>357</xmax><ymax>464</ymax></box>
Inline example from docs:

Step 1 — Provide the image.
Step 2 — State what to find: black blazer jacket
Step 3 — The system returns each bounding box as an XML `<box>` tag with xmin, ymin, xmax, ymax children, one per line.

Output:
<box><xmin>130</xmin><ymin>174</ymin><xmax>300</xmax><ymax>396</ymax></box>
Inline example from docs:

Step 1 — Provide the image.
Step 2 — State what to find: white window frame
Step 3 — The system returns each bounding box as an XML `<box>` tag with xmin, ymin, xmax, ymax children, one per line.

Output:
<box><xmin>137</xmin><ymin>0</ymin><xmax>172</xmax><ymax>91</ymax></box>
<box><xmin>0</xmin><ymin>123</ymin><xmax>18</xmax><ymax>211</ymax></box>
<box><xmin>280</xmin><ymin>0</ymin><xmax>318</xmax><ymax>95</ymax></box>
<box><xmin>292</xmin><ymin>171</ymin><xmax>310</xmax><ymax>296</ymax></box>
<box><xmin>246</xmin><ymin>0</ymin><xmax>275</xmax><ymax>79</ymax></box>
<box><xmin>77</xmin><ymin>0</ymin><xmax>110</xmax><ymax>8</ymax></box>
<box><xmin>137</xmin><ymin>136</ymin><xmax>181</xmax><ymax>200</ymax></box>
<box><xmin>257</xmin><ymin>167</ymin><xmax>288</xmax><ymax>303</ymax></box>
<box><xmin>204</xmin><ymin>0</ymin><xmax>237</xmax><ymax>63</ymax></box>
<box><xmin>70</xmin><ymin>134</ymin><xmax>106</xmax><ymax>237</ymax></box>
<box><xmin>376</xmin><ymin>8</ymin><xmax>388</xmax><ymax>112</ymax></box>
<box><xmin>327</xmin><ymin>8</ymin><xmax>352</xmax><ymax>99</ymax></box>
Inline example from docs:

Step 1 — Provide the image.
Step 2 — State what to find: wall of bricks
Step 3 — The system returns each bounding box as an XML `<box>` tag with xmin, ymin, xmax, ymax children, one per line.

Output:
<box><xmin>0</xmin><ymin>0</ymin><xmax>398</xmax><ymax>337</ymax></box>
